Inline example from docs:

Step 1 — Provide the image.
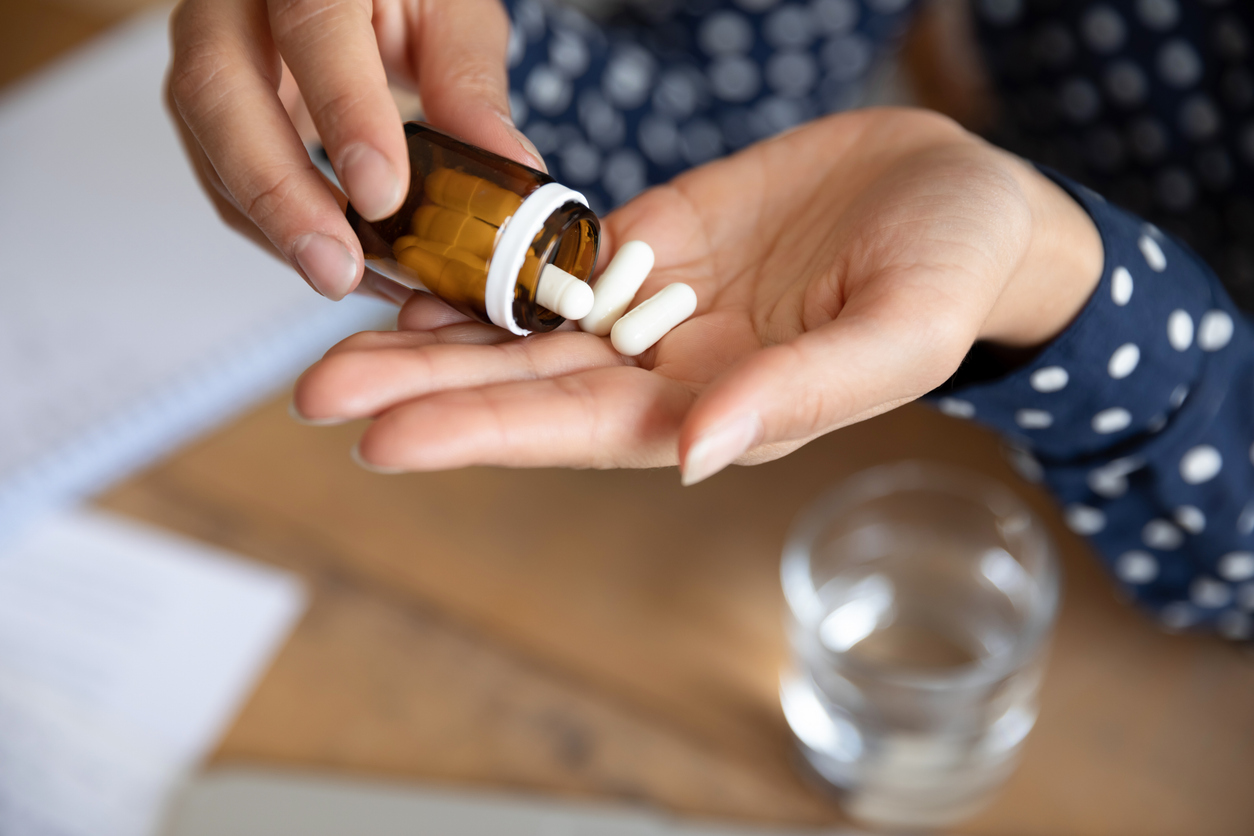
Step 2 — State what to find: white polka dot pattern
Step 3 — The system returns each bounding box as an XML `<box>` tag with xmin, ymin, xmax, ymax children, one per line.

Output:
<box><xmin>1180</xmin><ymin>445</ymin><xmax>1222</xmax><ymax>484</ymax></box>
<box><xmin>709</xmin><ymin>56</ymin><xmax>761</xmax><ymax>101</ymax></box>
<box><xmin>1179</xmin><ymin>95</ymin><xmax>1220</xmax><ymax>141</ymax></box>
<box><xmin>699</xmin><ymin>11</ymin><xmax>754</xmax><ymax>55</ymax></box>
<box><xmin>765</xmin><ymin>52</ymin><xmax>818</xmax><ymax>96</ymax></box>
<box><xmin>1174</xmin><ymin>505</ymin><xmax>1206</xmax><ymax>534</ymax></box>
<box><xmin>560</xmin><ymin>142</ymin><xmax>600</xmax><ymax>184</ymax></box>
<box><xmin>1197</xmin><ymin>310</ymin><xmax>1234</xmax><ymax>351</ymax></box>
<box><xmin>526</xmin><ymin>66</ymin><xmax>572</xmax><ymax>115</ymax></box>
<box><xmin>1117</xmin><ymin>551</ymin><xmax>1158</xmax><ymax>583</ymax></box>
<box><xmin>938</xmin><ymin>397</ymin><xmax>975</xmax><ymax>419</ymax></box>
<box><xmin>1110</xmin><ymin>266</ymin><xmax>1133</xmax><ymax>305</ymax></box>
<box><xmin>1092</xmin><ymin>407</ymin><xmax>1132</xmax><ymax>434</ymax></box>
<box><xmin>604</xmin><ymin>48</ymin><xmax>655</xmax><ymax>109</ymax></box>
<box><xmin>1167</xmin><ymin>309</ymin><xmax>1193</xmax><ymax>351</ymax></box>
<box><xmin>1105</xmin><ymin>60</ymin><xmax>1147</xmax><ymax>106</ymax></box>
<box><xmin>603</xmin><ymin>149</ymin><xmax>647</xmax><ymax>202</ymax></box>
<box><xmin>1088</xmin><ymin>470</ymin><xmax>1126</xmax><ymax>498</ymax></box>
<box><xmin>1082</xmin><ymin>6</ymin><xmax>1125</xmax><ymax>53</ymax></box>
<box><xmin>1138</xmin><ymin>234</ymin><xmax>1167</xmax><ymax>271</ymax></box>
<box><xmin>1142</xmin><ymin>519</ymin><xmax>1184</xmax><ymax>550</ymax></box>
<box><xmin>764</xmin><ymin>6</ymin><xmax>814</xmax><ymax>48</ymax></box>
<box><xmin>1190</xmin><ymin>577</ymin><xmax>1232</xmax><ymax>609</ymax></box>
<box><xmin>1108</xmin><ymin>343</ymin><xmax>1140</xmax><ymax>378</ymax></box>
<box><xmin>1030</xmin><ymin>366</ymin><xmax>1069</xmax><ymax>392</ymax></box>
<box><xmin>1157</xmin><ymin>39</ymin><xmax>1202</xmax><ymax>89</ymax></box>
<box><xmin>812</xmin><ymin>0</ymin><xmax>858</xmax><ymax>33</ymax></box>
<box><xmin>550</xmin><ymin>30</ymin><xmax>589</xmax><ymax>77</ymax></box>
<box><xmin>1016</xmin><ymin>408</ymin><xmax>1053</xmax><ymax>429</ymax></box>
<box><xmin>1066</xmin><ymin>504</ymin><xmax>1107</xmax><ymax>535</ymax></box>
<box><xmin>1218</xmin><ymin>552</ymin><xmax>1254</xmax><ymax>583</ymax></box>
<box><xmin>1137</xmin><ymin>0</ymin><xmax>1178</xmax><ymax>31</ymax></box>
<box><xmin>1087</xmin><ymin>456</ymin><xmax>1143</xmax><ymax>498</ymax></box>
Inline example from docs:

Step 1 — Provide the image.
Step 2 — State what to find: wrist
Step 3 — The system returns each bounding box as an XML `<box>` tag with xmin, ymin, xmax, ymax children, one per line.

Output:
<box><xmin>979</xmin><ymin>157</ymin><xmax>1104</xmax><ymax>349</ymax></box>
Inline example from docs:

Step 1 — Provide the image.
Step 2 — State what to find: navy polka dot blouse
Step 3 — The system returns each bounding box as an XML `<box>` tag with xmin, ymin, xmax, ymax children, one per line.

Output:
<box><xmin>501</xmin><ymin>0</ymin><xmax>1254</xmax><ymax>636</ymax></box>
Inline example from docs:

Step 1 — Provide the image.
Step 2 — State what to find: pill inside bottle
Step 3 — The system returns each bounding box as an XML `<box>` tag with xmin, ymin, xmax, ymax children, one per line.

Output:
<box><xmin>345</xmin><ymin>122</ymin><xmax>600</xmax><ymax>335</ymax></box>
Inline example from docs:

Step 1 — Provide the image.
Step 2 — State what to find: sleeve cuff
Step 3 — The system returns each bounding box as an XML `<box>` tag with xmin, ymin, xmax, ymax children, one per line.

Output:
<box><xmin>932</xmin><ymin>169</ymin><xmax>1224</xmax><ymax>463</ymax></box>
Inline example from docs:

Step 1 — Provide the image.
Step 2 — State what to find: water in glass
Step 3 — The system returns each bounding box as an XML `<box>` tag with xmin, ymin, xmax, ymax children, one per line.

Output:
<box><xmin>780</xmin><ymin>461</ymin><xmax>1059</xmax><ymax>828</ymax></box>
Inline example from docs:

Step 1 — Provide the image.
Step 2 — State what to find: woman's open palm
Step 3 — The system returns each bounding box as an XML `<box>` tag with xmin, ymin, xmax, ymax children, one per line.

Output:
<box><xmin>293</xmin><ymin>107</ymin><xmax>1101</xmax><ymax>482</ymax></box>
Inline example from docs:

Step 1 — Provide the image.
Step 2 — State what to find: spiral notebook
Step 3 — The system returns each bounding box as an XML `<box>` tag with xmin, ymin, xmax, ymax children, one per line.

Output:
<box><xmin>0</xmin><ymin>6</ymin><xmax>390</xmax><ymax>537</ymax></box>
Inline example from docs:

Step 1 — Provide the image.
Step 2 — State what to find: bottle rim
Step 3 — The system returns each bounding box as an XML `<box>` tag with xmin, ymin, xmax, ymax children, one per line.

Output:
<box><xmin>486</xmin><ymin>182</ymin><xmax>590</xmax><ymax>335</ymax></box>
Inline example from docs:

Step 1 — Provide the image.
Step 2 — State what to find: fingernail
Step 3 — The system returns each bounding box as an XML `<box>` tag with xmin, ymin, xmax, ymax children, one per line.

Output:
<box><xmin>500</xmin><ymin>112</ymin><xmax>547</xmax><ymax>172</ymax></box>
<box><xmin>339</xmin><ymin>142</ymin><xmax>404</xmax><ymax>220</ymax></box>
<box><xmin>288</xmin><ymin>399</ymin><xmax>348</xmax><ymax>427</ymax></box>
<box><xmin>681</xmin><ymin>413</ymin><xmax>762</xmax><ymax>487</ymax></box>
<box><xmin>351</xmin><ymin>442</ymin><xmax>407</xmax><ymax>475</ymax></box>
<box><xmin>293</xmin><ymin>232</ymin><xmax>357</xmax><ymax>300</ymax></box>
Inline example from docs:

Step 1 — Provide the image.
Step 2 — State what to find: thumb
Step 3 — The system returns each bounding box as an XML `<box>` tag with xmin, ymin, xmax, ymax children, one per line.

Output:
<box><xmin>677</xmin><ymin>285</ymin><xmax>979</xmax><ymax>485</ymax></box>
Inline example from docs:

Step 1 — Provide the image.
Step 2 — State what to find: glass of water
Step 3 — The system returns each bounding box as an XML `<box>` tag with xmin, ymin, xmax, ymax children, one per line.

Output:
<box><xmin>780</xmin><ymin>461</ymin><xmax>1060</xmax><ymax>829</ymax></box>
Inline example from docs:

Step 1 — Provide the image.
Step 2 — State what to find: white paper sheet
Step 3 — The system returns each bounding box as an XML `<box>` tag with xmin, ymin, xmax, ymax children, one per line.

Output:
<box><xmin>0</xmin><ymin>510</ymin><xmax>306</xmax><ymax>836</ymax></box>
<box><xmin>0</xmin><ymin>7</ymin><xmax>390</xmax><ymax>536</ymax></box>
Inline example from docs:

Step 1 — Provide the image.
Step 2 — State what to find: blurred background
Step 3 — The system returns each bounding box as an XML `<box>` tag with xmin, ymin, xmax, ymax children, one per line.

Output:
<box><xmin>1</xmin><ymin>1</ymin><xmax>1253</xmax><ymax>835</ymax></box>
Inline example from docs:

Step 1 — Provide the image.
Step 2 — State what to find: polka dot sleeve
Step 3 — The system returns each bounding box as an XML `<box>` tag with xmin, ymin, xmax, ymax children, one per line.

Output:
<box><xmin>935</xmin><ymin>171</ymin><xmax>1254</xmax><ymax>637</ymax></box>
<box><xmin>501</xmin><ymin>0</ymin><xmax>916</xmax><ymax>214</ymax></box>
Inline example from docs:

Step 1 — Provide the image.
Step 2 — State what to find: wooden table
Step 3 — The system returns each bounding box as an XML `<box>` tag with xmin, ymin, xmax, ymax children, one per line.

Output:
<box><xmin>8</xmin><ymin>3</ymin><xmax>1254</xmax><ymax>834</ymax></box>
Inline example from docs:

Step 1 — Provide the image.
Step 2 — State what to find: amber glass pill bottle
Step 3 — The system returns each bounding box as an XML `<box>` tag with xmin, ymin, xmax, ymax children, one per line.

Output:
<box><xmin>345</xmin><ymin>122</ymin><xmax>600</xmax><ymax>335</ymax></box>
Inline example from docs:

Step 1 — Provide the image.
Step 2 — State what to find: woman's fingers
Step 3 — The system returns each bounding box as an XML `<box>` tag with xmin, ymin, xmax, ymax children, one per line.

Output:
<box><xmin>269</xmin><ymin>0</ymin><xmax>409</xmax><ymax>222</ymax></box>
<box><xmin>677</xmin><ymin>278</ymin><xmax>981</xmax><ymax>485</ymax></box>
<box><xmin>397</xmin><ymin>292</ymin><xmax>477</xmax><ymax>331</ymax></box>
<box><xmin>355</xmin><ymin>367</ymin><xmax>695</xmax><ymax>471</ymax></box>
<box><xmin>408</xmin><ymin>0</ymin><xmax>546</xmax><ymax>170</ymax></box>
<box><xmin>169</xmin><ymin>0</ymin><xmax>362</xmax><ymax>299</ymax></box>
<box><xmin>164</xmin><ymin>76</ymin><xmax>279</xmax><ymax>257</ymax></box>
<box><xmin>294</xmin><ymin>330</ymin><xmax>625</xmax><ymax>423</ymax></box>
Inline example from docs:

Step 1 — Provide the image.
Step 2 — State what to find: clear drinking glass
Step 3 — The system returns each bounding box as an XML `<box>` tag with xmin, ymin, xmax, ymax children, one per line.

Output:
<box><xmin>779</xmin><ymin>461</ymin><xmax>1060</xmax><ymax>829</ymax></box>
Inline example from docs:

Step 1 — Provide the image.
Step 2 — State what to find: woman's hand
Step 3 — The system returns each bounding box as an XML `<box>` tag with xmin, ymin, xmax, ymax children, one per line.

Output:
<box><xmin>166</xmin><ymin>0</ymin><xmax>544</xmax><ymax>302</ymax></box>
<box><xmin>293</xmin><ymin>108</ymin><xmax>1103</xmax><ymax>483</ymax></box>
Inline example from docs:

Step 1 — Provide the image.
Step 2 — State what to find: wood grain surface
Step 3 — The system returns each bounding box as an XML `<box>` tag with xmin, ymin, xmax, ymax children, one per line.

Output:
<box><xmin>9</xmin><ymin>3</ymin><xmax>1254</xmax><ymax>833</ymax></box>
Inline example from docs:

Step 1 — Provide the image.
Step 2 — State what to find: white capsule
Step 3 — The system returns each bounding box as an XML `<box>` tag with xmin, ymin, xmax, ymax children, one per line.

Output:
<box><xmin>610</xmin><ymin>282</ymin><xmax>697</xmax><ymax>357</ymax></box>
<box><xmin>535</xmin><ymin>263</ymin><xmax>595</xmax><ymax>321</ymax></box>
<box><xmin>579</xmin><ymin>240</ymin><xmax>656</xmax><ymax>336</ymax></box>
